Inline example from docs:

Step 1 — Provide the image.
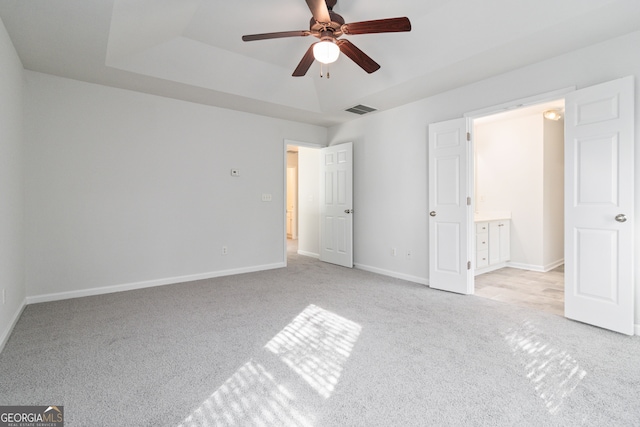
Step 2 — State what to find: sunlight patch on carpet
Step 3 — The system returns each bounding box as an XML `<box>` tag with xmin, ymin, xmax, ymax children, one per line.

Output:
<box><xmin>503</xmin><ymin>320</ymin><xmax>587</xmax><ymax>414</ymax></box>
<box><xmin>178</xmin><ymin>304</ymin><xmax>361</xmax><ymax>426</ymax></box>
<box><xmin>178</xmin><ymin>360</ymin><xmax>315</xmax><ymax>427</ymax></box>
<box><xmin>265</xmin><ymin>304</ymin><xmax>362</xmax><ymax>399</ymax></box>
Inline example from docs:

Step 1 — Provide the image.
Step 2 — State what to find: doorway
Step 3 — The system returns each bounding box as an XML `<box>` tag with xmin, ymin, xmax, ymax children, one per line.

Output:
<box><xmin>284</xmin><ymin>141</ymin><xmax>322</xmax><ymax>263</ymax></box>
<box><xmin>429</xmin><ymin>77</ymin><xmax>634</xmax><ymax>334</ymax></box>
<box><xmin>470</xmin><ymin>100</ymin><xmax>566</xmax><ymax>316</ymax></box>
<box><xmin>283</xmin><ymin>141</ymin><xmax>354</xmax><ymax>268</ymax></box>
<box><xmin>286</xmin><ymin>147</ymin><xmax>298</xmax><ymax>242</ymax></box>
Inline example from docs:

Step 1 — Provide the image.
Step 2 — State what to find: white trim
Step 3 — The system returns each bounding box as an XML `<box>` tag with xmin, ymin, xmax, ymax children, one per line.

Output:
<box><xmin>635</xmin><ymin>324</ymin><xmax>640</xmax><ymax>336</ymax></box>
<box><xmin>0</xmin><ymin>298</ymin><xmax>27</xmax><ymax>354</ymax></box>
<box><xmin>283</xmin><ymin>140</ymin><xmax>289</xmax><ymax>266</ymax></box>
<box><xmin>297</xmin><ymin>250</ymin><xmax>319</xmax><ymax>259</ymax></box>
<box><xmin>26</xmin><ymin>263</ymin><xmax>285</xmax><ymax>305</ymax></box>
<box><xmin>474</xmin><ymin>262</ymin><xmax>508</xmax><ymax>276</ymax></box>
<box><xmin>355</xmin><ymin>263</ymin><xmax>428</xmax><ymax>286</ymax></box>
<box><xmin>465</xmin><ymin>87</ymin><xmax>575</xmax><ymax>119</ymax></box>
<box><xmin>543</xmin><ymin>259</ymin><xmax>565</xmax><ymax>272</ymax></box>
<box><xmin>284</xmin><ymin>139</ymin><xmax>327</xmax><ymax>149</ymax></box>
<box><xmin>507</xmin><ymin>259</ymin><xmax>564</xmax><ymax>273</ymax></box>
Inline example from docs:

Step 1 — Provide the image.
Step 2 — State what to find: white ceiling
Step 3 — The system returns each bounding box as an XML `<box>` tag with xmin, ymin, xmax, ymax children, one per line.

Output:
<box><xmin>1</xmin><ymin>0</ymin><xmax>639</xmax><ymax>127</ymax></box>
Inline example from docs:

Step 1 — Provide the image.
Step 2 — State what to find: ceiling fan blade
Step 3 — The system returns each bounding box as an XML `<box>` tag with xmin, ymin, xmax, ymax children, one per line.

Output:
<box><xmin>242</xmin><ymin>30</ymin><xmax>311</xmax><ymax>42</ymax></box>
<box><xmin>305</xmin><ymin>0</ymin><xmax>331</xmax><ymax>23</ymax></box>
<box><xmin>337</xmin><ymin>39</ymin><xmax>380</xmax><ymax>74</ymax></box>
<box><xmin>293</xmin><ymin>43</ymin><xmax>316</xmax><ymax>77</ymax></box>
<box><xmin>342</xmin><ymin>17</ymin><xmax>411</xmax><ymax>35</ymax></box>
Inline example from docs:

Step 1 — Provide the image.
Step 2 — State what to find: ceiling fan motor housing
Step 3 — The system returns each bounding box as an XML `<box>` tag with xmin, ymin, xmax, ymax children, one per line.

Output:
<box><xmin>310</xmin><ymin>11</ymin><xmax>345</xmax><ymax>36</ymax></box>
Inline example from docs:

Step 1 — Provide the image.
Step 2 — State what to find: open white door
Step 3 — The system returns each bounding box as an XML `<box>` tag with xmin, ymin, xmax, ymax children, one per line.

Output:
<box><xmin>565</xmin><ymin>76</ymin><xmax>634</xmax><ymax>335</ymax></box>
<box><xmin>428</xmin><ymin>118</ymin><xmax>472</xmax><ymax>294</ymax></box>
<box><xmin>320</xmin><ymin>142</ymin><xmax>353</xmax><ymax>268</ymax></box>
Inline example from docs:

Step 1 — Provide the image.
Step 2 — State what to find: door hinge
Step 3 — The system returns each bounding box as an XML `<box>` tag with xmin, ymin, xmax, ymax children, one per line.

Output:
<box><xmin>466</xmin><ymin>132</ymin><xmax>471</xmax><ymax>141</ymax></box>
<box><xmin>467</xmin><ymin>261</ymin><xmax>471</xmax><ymax>270</ymax></box>
<box><xmin>467</xmin><ymin>197</ymin><xmax>471</xmax><ymax>206</ymax></box>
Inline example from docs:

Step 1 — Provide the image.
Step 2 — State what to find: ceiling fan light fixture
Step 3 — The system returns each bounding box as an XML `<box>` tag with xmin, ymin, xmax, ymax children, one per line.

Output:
<box><xmin>313</xmin><ymin>39</ymin><xmax>340</xmax><ymax>64</ymax></box>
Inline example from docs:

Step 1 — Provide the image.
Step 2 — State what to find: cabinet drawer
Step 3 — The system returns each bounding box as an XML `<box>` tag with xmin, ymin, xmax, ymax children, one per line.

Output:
<box><xmin>476</xmin><ymin>222</ymin><xmax>489</xmax><ymax>233</ymax></box>
<box><xmin>476</xmin><ymin>250</ymin><xmax>489</xmax><ymax>268</ymax></box>
<box><xmin>476</xmin><ymin>233</ymin><xmax>488</xmax><ymax>251</ymax></box>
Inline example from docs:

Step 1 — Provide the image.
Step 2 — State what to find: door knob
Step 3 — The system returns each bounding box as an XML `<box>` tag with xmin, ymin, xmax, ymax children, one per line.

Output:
<box><xmin>615</xmin><ymin>214</ymin><xmax>627</xmax><ymax>223</ymax></box>
<box><xmin>344</xmin><ymin>209</ymin><xmax>353</xmax><ymax>214</ymax></box>
<box><xmin>429</xmin><ymin>211</ymin><xmax>436</xmax><ymax>217</ymax></box>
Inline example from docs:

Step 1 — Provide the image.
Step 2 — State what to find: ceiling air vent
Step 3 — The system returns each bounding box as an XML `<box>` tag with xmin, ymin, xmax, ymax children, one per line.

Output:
<box><xmin>345</xmin><ymin>104</ymin><xmax>377</xmax><ymax>115</ymax></box>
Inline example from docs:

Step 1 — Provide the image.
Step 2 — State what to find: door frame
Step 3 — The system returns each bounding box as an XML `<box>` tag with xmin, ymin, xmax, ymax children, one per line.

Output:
<box><xmin>462</xmin><ymin>87</ymin><xmax>576</xmax><ymax>291</ymax></box>
<box><xmin>282</xmin><ymin>139</ymin><xmax>326</xmax><ymax>267</ymax></box>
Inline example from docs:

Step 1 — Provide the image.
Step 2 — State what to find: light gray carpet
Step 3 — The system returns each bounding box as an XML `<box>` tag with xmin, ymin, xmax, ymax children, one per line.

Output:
<box><xmin>1</xmin><ymin>249</ymin><xmax>639</xmax><ymax>426</ymax></box>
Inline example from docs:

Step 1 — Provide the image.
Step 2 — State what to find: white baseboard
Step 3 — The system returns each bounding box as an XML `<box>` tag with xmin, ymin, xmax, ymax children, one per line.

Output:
<box><xmin>543</xmin><ymin>259</ymin><xmax>565</xmax><ymax>271</ymax></box>
<box><xmin>297</xmin><ymin>250</ymin><xmax>319</xmax><ymax>259</ymax></box>
<box><xmin>507</xmin><ymin>259</ymin><xmax>564</xmax><ymax>273</ymax></box>
<box><xmin>475</xmin><ymin>262</ymin><xmax>507</xmax><ymax>276</ymax></box>
<box><xmin>26</xmin><ymin>262</ymin><xmax>286</xmax><ymax>305</ymax></box>
<box><xmin>354</xmin><ymin>263</ymin><xmax>428</xmax><ymax>286</ymax></box>
<box><xmin>0</xmin><ymin>298</ymin><xmax>27</xmax><ymax>354</ymax></box>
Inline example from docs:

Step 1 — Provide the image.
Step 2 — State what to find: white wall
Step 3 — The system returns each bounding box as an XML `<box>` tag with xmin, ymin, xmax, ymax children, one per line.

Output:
<box><xmin>327</xmin><ymin>106</ymin><xmax>429</xmax><ymax>284</ymax></box>
<box><xmin>475</xmin><ymin>114</ymin><xmax>544</xmax><ymax>268</ymax></box>
<box><xmin>543</xmin><ymin>118</ymin><xmax>565</xmax><ymax>268</ymax></box>
<box><xmin>475</xmin><ymin>112</ymin><xmax>564</xmax><ymax>271</ymax></box>
<box><xmin>297</xmin><ymin>147</ymin><xmax>320</xmax><ymax>257</ymax></box>
<box><xmin>0</xmin><ymin>16</ymin><xmax>25</xmax><ymax>349</ymax></box>
<box><xmin>327</xmin><ymin>30</ymin><xmax>640</xmax><ymax>326</ymax></box>
<box><xmin>24</xmin><ymin>71</ymin><xmax>326</xmax><ymax>300</ymax></box>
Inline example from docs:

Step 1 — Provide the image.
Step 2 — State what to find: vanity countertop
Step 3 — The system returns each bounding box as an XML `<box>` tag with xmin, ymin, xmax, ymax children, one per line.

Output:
<box><xmin>474</xmin><ymin>212</ymin><xmax>511</xmax><ymax>222</ymax></box>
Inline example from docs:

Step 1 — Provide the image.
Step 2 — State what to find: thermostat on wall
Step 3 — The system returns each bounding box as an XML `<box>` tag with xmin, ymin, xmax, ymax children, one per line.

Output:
<box><xmin>231</xmin><ymin>169</ymin><xmax>240</xmax><ymax>177</ymax></box>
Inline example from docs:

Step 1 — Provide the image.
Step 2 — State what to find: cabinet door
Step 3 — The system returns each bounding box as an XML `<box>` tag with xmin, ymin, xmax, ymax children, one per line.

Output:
<box><xmin>488</xmin><ymin>222</ymin><xmax>500</xmax><ymax>264</ymax></box>
<box><xmin>499</xmin><ymin>221</ymin><xmax>510</xmax><ymax>262</ymax></box>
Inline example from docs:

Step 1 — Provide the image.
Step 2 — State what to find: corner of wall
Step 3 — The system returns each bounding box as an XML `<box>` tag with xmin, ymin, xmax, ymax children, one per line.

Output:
<box><xmin>0</xmin><ymin>298</ymin><xmax>26</xmax><ymax>354</ymax></box>
<box><xmin>0</xmin><ymin>11</ymin><xmax>27</xmax><ymax>355</ymax></box>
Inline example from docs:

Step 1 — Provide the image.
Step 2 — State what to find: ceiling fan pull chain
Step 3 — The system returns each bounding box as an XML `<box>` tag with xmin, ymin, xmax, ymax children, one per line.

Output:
<box><xmin>320</xmin><ymin>62</ymin><xmax>324</xmax><ymax>78</ymax></box>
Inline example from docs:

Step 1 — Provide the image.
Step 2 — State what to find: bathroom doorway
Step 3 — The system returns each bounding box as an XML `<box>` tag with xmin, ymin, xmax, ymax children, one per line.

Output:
<box><xmin>472</xmin><ymin>100</ymin><xmax>565</xmax><ymax>316</ymax></box>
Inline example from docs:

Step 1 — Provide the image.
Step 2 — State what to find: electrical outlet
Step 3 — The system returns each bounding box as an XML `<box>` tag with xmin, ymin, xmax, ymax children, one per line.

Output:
<box><xmin>262</xmin><ymin>193</ymin><xmax>272</xmax><ymax>202</ymax></box>
<box><xmin>391</xmin><ymin>248</ymin><xmax>397</xmax><ymax>256</ymax></box>
<box><xmin>222</xmin><ymin>246</ymin><xmax>228</xmax><ymax>255</ymax></box>
<box><xmin>406</xmin><ymin>250</ymin><xmax>413</xmax><ymax>260</ymax></box>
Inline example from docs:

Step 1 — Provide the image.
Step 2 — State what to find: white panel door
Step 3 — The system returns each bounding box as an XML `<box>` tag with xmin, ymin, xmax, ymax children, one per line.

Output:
<box><xmin>565</xmin><ymin>76</ymin><xmax>634</xmax><ymax>335</ymax></box>
<box><xmin>428</xmin><ymin>118</ymin><xmax>471</xmax><ymax>294</ymax></box>
<box><xmin>320</xmin><ymin>142</ymin><xmax>353</xmax><ymax>268</ymax></box>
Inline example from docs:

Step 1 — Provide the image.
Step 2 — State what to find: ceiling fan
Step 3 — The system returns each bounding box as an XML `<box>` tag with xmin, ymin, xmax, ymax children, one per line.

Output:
<box><xmin>241</xmin><ymin>0</ymin><xmax>411</xmax><ymax>77</ymax></box>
